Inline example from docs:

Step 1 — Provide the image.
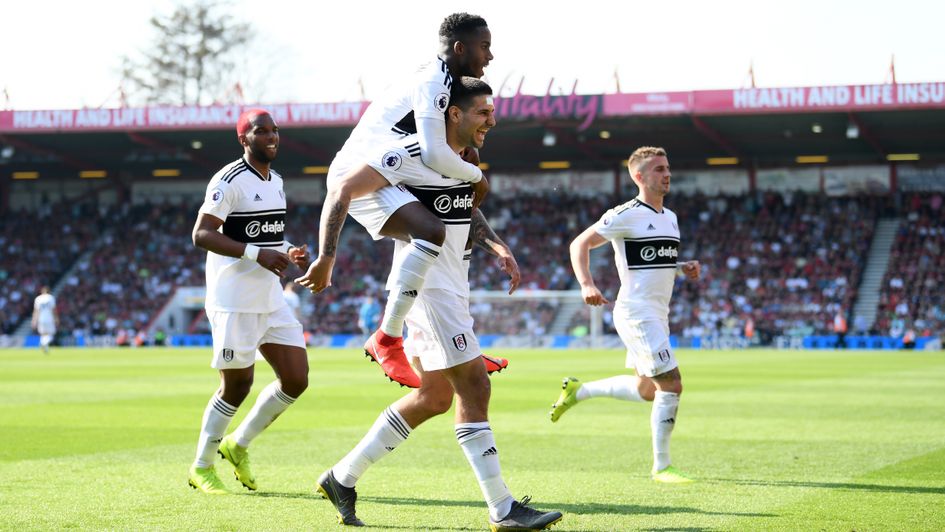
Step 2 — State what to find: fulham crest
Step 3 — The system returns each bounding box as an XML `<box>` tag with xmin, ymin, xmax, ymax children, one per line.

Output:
<box><xmin>452</xmin><ymin>334</ymin><xmax>468</xmax><ymax>351</ymax></box>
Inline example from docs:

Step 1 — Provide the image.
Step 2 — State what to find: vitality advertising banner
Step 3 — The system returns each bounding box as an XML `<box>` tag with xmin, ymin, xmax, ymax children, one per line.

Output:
<box><xmin>0</xmin><ymin>102</ymin><xmax>368</xmax><ymax>133</ymax></box>
<box><xmin>2</xmin><ymin>82</ymin><xmax>942</xmax><ymax>133</ymax></box>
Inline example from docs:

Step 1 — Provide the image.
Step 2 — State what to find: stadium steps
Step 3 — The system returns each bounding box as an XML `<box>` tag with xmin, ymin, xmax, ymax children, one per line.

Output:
<box><xmin>11</xmin><ymin>248</ymin><xmax>96</xmax><ymax>339</ymax></box>
<box><xmin>852</xmin><ymin>217</ymin><xmax>900</xmax><ymax>328</ymax></box>
<box><xmin>549</xmin><ymin>299</ymin><xmax>585</xmax><ymax>335</ymax></box>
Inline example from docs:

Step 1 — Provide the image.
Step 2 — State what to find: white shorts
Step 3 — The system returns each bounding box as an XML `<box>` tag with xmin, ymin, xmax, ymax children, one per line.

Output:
<box><xmin>404</xmin><ymin>288</ymin><xmax>481</xmax><ymax>371</ymax></box>
<box><xmin>614</xmin><ymin>318</ymin><xmax>677</xmax><ymax>377</ymax></box>
<box><xmin>330</xmin><ymin>142</ymin><xmax>440</xmax><ymax>240</ymax></box>
<box><xmin>207</xmin><ymin>304</ymin><xmax>305</xmax><ymax>370</ymax></box>
<box><xmin>37</xmin><ymin>320</ymin><xmax>56</xmax><ymax>336</ymax></box>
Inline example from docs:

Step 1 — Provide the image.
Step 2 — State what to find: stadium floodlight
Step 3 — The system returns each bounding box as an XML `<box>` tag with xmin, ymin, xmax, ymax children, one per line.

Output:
<box><xmin>811</xmin><ymin>123</ymin><xmax>823</xmax><ymax>134</ymax></box>
<box><xmin>0</xmin><ymin>146</ymin><xmax>13</xmax><ymax>159</ymax></box>
<box><xmin>846</xmin><ymin>121</ymin><xmax>860</xmax><ymax>139</ymax></box>
<box><xmin>542</xmin><ymin>130</ymin><xmax>557</xmax><ymax>147</ymax></box>
<box><xmin>12</xmin><ymin>171</ymin><xmax>38</xmax><ymax>179</ymax></box>
<box><xmin>599</xmin><ymin>130</ymin><xmax>611</xmax><ymax>139</ymax></box>
<box><xmin>796</xmin><ymin>155</ymin><xmax>829</xmax><ymax>164</ymax></box>
<box><xmin>191</xmin><ymin>140</ymin><xmax>203</xmax><ymax>150</ymax></box>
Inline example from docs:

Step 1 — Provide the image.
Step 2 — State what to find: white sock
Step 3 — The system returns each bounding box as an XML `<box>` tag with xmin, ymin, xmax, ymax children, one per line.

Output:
<box><xmin>380</xmin><ymin>239</ymin><xmax>441</xmax><ymax>337</ymax></box>
<box><xmin>230</xmin><ymin>381</ymin><xmax>295</xmax><ymax>448</ymax></box>
<box><xmin>455</xmin><ymin>422</ymin><xmax>513</xmax><ymax>521</ymax></box>
<box><xmin>577</xmin><ymin>375</ymin><xmax>644</xmax><ymax>402</ymax></box>
<box><xmin>651</xmin><ymin>391</ymin><xmax>679</xmax><ymax>472</ymax></box>
<box><xmin>193</xmin><ymin>394</ymin><xmax>237</xmax><ymax>468</ymax></box>
<box><xmin>333</xmin><ymin>406</ymin><xmax>411</xmax><ymax>488</ymax></box>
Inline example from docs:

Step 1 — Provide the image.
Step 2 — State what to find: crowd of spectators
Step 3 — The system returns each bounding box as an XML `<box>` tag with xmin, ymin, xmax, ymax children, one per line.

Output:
<box><xmin>875</xmin><ymin>192</ymin><xmax>945</xmax><ymax>337</ymax></box>
<box><xmin>0</xmin><ymin>202</ymin><xmax>101</xmax><ymax>334</ymax></box>
<box><xmin>2</xmin><ymin>188</ymin><xmax>941</xmax><ymax>343</ymax></box>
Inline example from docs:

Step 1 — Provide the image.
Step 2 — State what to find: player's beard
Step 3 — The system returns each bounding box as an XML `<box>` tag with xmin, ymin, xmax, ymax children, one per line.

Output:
<box><xmin>249</xmin><ymin>143</ymin><xmax>276</xmax><ymax>163</ymax></box>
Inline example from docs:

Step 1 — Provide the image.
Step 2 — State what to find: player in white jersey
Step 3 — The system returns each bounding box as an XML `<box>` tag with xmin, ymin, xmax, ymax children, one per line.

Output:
<box><xmin>315</xmin><ymin>78</ymin><xmax>562</xmax><ymax>531</ymax></box>
<box><xmin>297</xmin><ymin>13</ymin><xmax>496</xmax><ymax>389</ymax></box>
<box><xmin>550</xmin><ymin>147</ymin><xmax>702</xmax><ymax>484</ymax></box>
<box><xmin>188</xmin><ymin>109</ymin><xmax>312</xmax><ymax>495</ymax></box>
<box><xmin>32</xmin><ymin>286</ymin><xmax>58</xmax><ymax>354</ymax></box>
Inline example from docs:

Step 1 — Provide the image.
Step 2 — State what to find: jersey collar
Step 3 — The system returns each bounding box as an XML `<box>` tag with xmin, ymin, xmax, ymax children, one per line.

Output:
<box><xmin>633</xmin><ymin>197</ymin><xmax>662</xmax><ymax>214</ymax></box>
<box><xmin>242</xmin><ymin>156</ymin><xmax>271</xmax><ymax>181</ymax></box>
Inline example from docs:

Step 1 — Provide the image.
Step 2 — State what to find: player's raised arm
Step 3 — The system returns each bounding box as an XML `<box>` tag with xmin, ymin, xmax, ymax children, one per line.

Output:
<box><xmin>416</xmin><ymin>115</ymin><xmax>483</xmax><ymax>184</ymax></box>
<box><xmin>569</xmin><ymin>226</ymin><xmax>610</xmax><ymax>306</ymax></box>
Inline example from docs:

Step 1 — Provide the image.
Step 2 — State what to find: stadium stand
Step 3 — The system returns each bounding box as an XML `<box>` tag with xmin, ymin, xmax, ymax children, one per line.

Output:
<box><xmin>875</xmin><ymin>192</ymin><xmax>945</xmax><ymax>336</ymax></box>
<box><xmin>2</xmin><ymin>188</ymin><xmax>942</xmax><ymax>347</ymax></box>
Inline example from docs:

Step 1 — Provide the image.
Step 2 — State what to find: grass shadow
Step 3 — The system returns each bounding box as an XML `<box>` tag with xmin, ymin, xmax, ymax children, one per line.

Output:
<box><xmin>711</xmin><ymin>478</ymin><xmax>945</xmax><ymax>495</ymax></box>
<box><xmin>362</xmin><ymin>496</ymin><xmax>773</xmax><ymax>518</ymax></box>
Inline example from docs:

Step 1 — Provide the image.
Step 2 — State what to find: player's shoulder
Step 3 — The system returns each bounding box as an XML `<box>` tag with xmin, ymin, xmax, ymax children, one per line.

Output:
<box><xmin>414</xmin><ymin>57</ymin><xmax>452</xmax><ymax>92</ymax></box>
<box><xmin>209</xmin><ymin>158</ymin><xmax>251</xmax><ymax>187</ymax></box>
<box><xmin>610</xmin><ymin>199</ymin><xmax>653</xmax><ymax>218</ymax></box>
<box><xmin>663</xmin><ymin>205</ymin><xmax>678</xmax><ymax>219</ymax></box>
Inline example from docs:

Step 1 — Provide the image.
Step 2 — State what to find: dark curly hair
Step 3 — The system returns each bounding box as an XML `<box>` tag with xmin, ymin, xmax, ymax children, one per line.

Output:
<box><xmin>438</xmin><ymin>13</ymin><xmax>488</xmax><ymax>46</ymax></box>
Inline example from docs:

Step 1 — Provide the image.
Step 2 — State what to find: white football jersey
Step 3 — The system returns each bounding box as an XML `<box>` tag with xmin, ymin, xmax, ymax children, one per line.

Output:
<box><xmin>34</xmin><ymin>293</ymin><xmax>56</xmax><ymax>323</ymax></box>
<box><xmin>199</xmin><ymin>157</ymin><xmax>287</xmax><ymax>313</ymax></box>
<box><xmin>593</xmin><ymin>198</ymin><xmax>680</xmax><ymax>321</ymax></box>
<box><xmin>329</xmin><ymin>57</ymin><xmax>452</xmax><ymax>181</ymax></box>
<box><xmin>386</xmin><ymin>178</ymin><xmax>474</xmax><ymax>297</ymax></box>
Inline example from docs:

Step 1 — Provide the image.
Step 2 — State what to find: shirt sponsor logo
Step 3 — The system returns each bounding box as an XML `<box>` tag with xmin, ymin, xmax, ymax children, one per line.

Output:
<box><xmin>640</xmin><ymin>245</ymin><xmax>678</xmax><ymax>262</ymax></box>
<box><xmin>246</xmin><ymin>220</ymin><xmax>285</xmax><ymax>238</ymax></box>
<box><xmin>433</xmin><ymin>193</ymin><xmax>474</xmax><ymax>213</ymax></box>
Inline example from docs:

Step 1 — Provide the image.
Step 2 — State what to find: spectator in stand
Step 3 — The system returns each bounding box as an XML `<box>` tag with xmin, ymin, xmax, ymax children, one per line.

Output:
<box><xmin>357</xmin><ymin>295</ymin><xmax>382</xmax><ymax>337</ymax></box>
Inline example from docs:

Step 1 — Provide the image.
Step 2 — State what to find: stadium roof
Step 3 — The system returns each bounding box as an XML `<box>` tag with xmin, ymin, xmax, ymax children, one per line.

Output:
<box><xmin>1</xmin><ymin>82</ymin><xmax>943</xmax><ymax>183</ymax></box>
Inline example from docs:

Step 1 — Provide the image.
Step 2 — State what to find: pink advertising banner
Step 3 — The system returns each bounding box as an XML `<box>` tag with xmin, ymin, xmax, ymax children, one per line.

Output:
<box><xmin>0</xmin><ymin>102</ymin><xmax>369</xmax><ymax>133</ymax></box>
<box><xmin>1</xmin><ymin>82</ymin><xmax>942</xmax><ymax>133</ymax></box>
<box><xmin>603</xmin><ymin>82</ymin><xmax>945</xmax><ymax>116</ymax></box>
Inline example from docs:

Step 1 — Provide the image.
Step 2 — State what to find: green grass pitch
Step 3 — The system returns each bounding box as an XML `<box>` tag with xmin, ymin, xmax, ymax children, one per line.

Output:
<box><xmin>1</xmin><ymin>346</ymin><xmax>943</xmax><ymax>531</ymax></box>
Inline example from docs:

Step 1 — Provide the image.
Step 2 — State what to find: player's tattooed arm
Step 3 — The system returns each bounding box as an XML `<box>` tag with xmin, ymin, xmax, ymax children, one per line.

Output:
<box><xmin>470</xmin><ymin>209</ymin><xmax>506</xmax><ymax>257</ymax></box>
<box><xmin>471</xmin><ymin>208</ymin><xmax>521</xmax><ymax>294</ymax></box>
<box><xmin>320</xmin><ymin>200</ymin><xmax>346</xmax><ymax>257</ymax></box>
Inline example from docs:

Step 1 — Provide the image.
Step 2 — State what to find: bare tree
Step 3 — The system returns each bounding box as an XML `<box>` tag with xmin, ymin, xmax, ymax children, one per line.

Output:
<box><xmin>121</xmin><ymin>1</ymin><xmax>253</xmax><ymax>106</ymax></box>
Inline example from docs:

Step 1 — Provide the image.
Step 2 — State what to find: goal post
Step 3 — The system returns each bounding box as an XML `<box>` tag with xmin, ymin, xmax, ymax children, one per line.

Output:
<box><xmin>468</xmin><ymin>289</ymin><xmax>604</xmax><ymax>347</ymax></box>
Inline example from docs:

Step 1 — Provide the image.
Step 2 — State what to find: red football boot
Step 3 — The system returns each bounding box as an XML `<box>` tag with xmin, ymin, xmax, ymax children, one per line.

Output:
<box><xmin>364</xmin><ymin>330</ymin><xmax>421</xmax><ymax>388</ymax></box>
<box><xmin>481</xmin><ymin>354</ymin><xmax>509</xmax><ymax>374</ymax></box>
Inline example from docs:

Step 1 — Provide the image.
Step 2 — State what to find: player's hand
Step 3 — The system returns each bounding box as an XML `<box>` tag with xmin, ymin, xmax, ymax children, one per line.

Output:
<box><xmin>581</xmin><ymin>284</ymin><xmax>609</xmax><ymax>306</ymax></box>
<box><xmin>681</xmin><ymin>260</ymin><xmax>701</xmax><ymax>280</ymax></box>
<box><xmin>295</xmin><ymin>255</ymin><xmax>335</xmax><ymax>294</ymax></box>
<box><xmin>288</xmin><ymin>244</ymin><xmax>311</xmax><ymax>271</ymax></box>
<box><xmin>496</xmin><ymin>251</ymin><xmax>521</xmax><ymax>295</ymax></box>
<box><xmin>257</xmin><ymin>249</ymin><xmax>291</xmax><ymax>277</ymax></box>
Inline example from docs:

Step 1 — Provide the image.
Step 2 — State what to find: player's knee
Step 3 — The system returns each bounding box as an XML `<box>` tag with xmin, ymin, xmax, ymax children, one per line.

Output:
<box><xmin>221</xmin><ymin>377</ymin><xmax>253</xmax><ymax>403</ymax></box>
<box><xmin>418</xmin><ymin>390</ymin><xmax>453</xmax><ymax>415</ymax></box>
<box><xmin>280</xmin><ymin>374</ymin><xmax>308</xmax><ymax>398</ymax></box>
<box><xmin>414</xmin><ymin>220</ymin><xmax>446</xmax><ymax>246</ymax></box>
